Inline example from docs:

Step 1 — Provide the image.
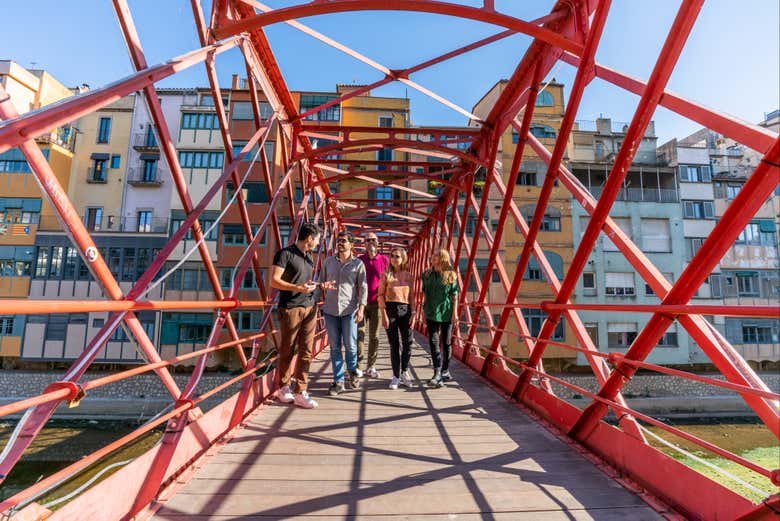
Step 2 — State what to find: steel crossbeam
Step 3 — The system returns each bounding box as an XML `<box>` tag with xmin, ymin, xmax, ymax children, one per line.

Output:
<box><xmin>0</xmin><ymin>0</ymin><xmax>777</xmax><ymax>518</ymax></box>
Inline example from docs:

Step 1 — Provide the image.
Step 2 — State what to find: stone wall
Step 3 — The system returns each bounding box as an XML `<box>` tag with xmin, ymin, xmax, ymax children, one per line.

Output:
<box><xmin>547</xmin><ymin>372</ymin><xmax>780</xmax><ymax>399</ymax></box>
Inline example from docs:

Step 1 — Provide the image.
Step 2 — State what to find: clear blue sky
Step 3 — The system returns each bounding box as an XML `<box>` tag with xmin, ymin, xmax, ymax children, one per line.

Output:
<box><xmin>2</xmin><ymin>1</ymin><xmax>778</xmax><ymax>144</ymax></box>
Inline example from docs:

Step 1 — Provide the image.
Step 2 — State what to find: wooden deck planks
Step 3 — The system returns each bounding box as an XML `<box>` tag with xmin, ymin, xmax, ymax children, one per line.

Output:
<box><xmin>154</xmin><ymin>340</ymin><xmax>663</xmax><ymax>521</ymax></box>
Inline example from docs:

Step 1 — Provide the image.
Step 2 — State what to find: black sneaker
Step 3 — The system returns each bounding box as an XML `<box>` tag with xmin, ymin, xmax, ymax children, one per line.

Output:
<box><xmin>441</xmin><ymin>370</ymin><xmax>452</xmax><ymax>382</ymax></box>
<box><xmin>328</xmin><ymin>381</ymin><xmax>345</xmax><ymax>396</ymax></box>
<box><xmin>348</xmin><ymin>372</ymin><xmax>361</xmax><ymax>389</ymax></box>
<box><xmin>428</xmin><ymin>370</ymin><xmax>443</xmax><ymax>388</ymax></box>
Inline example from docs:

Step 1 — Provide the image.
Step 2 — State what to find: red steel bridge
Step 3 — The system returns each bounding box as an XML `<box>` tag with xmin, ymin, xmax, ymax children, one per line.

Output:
<box><xmin>0</xmin><ymin>1</ymin><xmax>779</xmax><ymax>519</ymax></box>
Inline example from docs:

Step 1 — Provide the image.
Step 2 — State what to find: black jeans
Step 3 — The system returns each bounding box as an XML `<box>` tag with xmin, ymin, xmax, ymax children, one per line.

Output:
<box><xmin>386</xmin><ymin>302</ymin><xmax>413</xmax><ymax>378</ymax></box>
<box><xmin>427</xmin><ymin>320</ymin><xmax>453</xmax><ymax>372</ymax></box>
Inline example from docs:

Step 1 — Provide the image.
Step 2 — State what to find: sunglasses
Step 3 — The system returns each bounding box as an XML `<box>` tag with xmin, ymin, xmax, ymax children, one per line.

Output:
<box><xmin>337</xmin><ymin>238</ymin><xmax>351</xmax><ymax>244</ymax></box>
<box><xmin>391</xmin><ymin>254</ymin><xmax>403</xmax><ymax>258</ymax></box>
<box><xmin>366</xmin><ymin>238</ymin><xmax>378</xmax><ymax>243</ymax></box>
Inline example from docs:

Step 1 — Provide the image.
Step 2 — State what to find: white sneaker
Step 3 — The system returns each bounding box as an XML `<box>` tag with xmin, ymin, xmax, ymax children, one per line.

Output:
<box><xmin>400</xmin><ymin>371</ymin><xmax>413</xmax><ymax>387</ymax></box>
<box><xmin>354</xmin><ymin>368</ymin><xmax>364</xmax><ymax>378</ymax></box>
<box><xmin>366</xmin><ymin>366</ymin><xmax>379</xmax><ymax>378</ymax></box>
<box><xmin>294</xmin><ymin>391</ymin><xmax>318</xmax><ymax>409</ymax></box>
<box><xmin>389</xmin><ymin>377</ymin><xmax>400</xmax><ymax>390</ymax></box>
<box><xmin>277</xmin><ymin>385</ymin><xmax>294</xmax><ymax>403</ymax></box>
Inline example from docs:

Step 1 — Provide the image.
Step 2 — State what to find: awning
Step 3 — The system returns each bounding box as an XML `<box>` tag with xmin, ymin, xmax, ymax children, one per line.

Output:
<box><xmin>758</xmin><ymin>220</ymin><xmax>776</xmax><ymax>233</ymax></box>
<box><xmin>139</xmin><ymin>153</ymin><xmax>160</xmax><ymax>161</ymax></box>
<box><xmin>90</xmin><ymin>153</ymin><xmax>110</xmax><ymax>160</ymax></box>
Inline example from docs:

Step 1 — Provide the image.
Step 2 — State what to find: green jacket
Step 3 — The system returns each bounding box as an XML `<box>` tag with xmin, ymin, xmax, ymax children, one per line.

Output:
<box><xmin>422</xmin><ymin>269</ymin><xmax>459</xmax><ymax>322</ymax></box>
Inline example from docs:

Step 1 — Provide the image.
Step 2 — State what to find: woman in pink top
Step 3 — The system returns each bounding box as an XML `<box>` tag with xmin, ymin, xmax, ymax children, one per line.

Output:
<box><xmin>378</xmin><ymin>247</ymin><xmax>414</xmax><ymax>389</ymax></box>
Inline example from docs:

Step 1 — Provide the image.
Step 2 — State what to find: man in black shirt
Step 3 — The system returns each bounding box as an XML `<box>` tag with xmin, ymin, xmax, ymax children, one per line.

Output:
<box><xmin>271</xmin><ymin>222</ymin><xmax>331</xmax><ymax>409</ymax></box>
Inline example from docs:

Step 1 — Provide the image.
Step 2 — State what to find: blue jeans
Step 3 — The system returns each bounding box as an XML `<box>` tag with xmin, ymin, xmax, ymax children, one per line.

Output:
<box><xmin>324</xmin><ymin>312</ymin><xmax>358</xmax><ymax>383</ymax></box>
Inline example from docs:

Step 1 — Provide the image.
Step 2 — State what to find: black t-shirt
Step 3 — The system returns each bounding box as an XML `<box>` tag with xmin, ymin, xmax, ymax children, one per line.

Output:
<box><xmin>273</xmin><ymin>244</ymin><xmax>315</xmax><ymax>308</ymax></box>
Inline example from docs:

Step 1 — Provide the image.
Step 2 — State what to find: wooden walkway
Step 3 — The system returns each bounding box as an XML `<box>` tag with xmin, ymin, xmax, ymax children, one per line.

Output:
<box><xmin>153</xmin><ymin>337</ymin><xmax>663</xmax><ymax>520</ymax></box>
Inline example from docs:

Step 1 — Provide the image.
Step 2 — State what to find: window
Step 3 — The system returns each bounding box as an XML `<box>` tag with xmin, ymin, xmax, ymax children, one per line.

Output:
<box><xmin>231</xmin><ymin>101</ymin><xmax>254</xmax><ymax>120</ymax></box>
<box><xmin>376</xmin><ymin>147</ymin><xmax>393</xmax><ymax>168</ymax></box>
<box><xmin>259</xmin><ymin>101</ymin><xmax>273</xmax><ymax>121</ymax></box>
<box><xmin>225</xmin><ymin>182</ymin><xmax>269</xmax><ymax>203</ymax></box>
<box><xmin>736</xmin><ymin>221</ymin><xmax>776</xmax><ymax>246</ymax></box>
<box><xmin>658</xmin><ymin>323</ymin><xmax>678</xmax><ymax>347</ymax></box>
<box><xmin>737</xmin><ymin>273</ymin><xmax>760</xmax><ymax>296</ymax></box>
<box><xmin>0</xmin><ymin>198</ymin><xmax>41</xmax><ymax>224</ymax></box>
<box><xmin>144</xmin><ymin>126</ymin><xmax>157</xmax><ymax>147</ymax></box>
<box><xmin>85</xmin><ymin>207</ymin><xmax>103</xmax><ymax>231</ymax></box>
<box><xmin>601</xmin><ymin>217</ymin><xmax>631</xmax><ymax>251</ymax></box>
<box><xmin>682</xmin><ymin>200</ymin><xmax>714</xmax><ymax>219</ymax></box>
<box><xmin>45</xmin><ymin>314</ymin><xmax>68</xmax><ymax>341</ymax></box>
<box><xmin>110</xmin><ymin>155</ymin><xmax>121</xmax><ymax>169</ymax></box>
<box><xmin>143</xmin><ymin>160</ymin><xmax>157</xmax><ymax>182</ymax></box>
<box><xmin>685</xmin><ymin>237</ymin><xmax>706</xmax><ymax>261</ymax></box>
<box><xmin>137</xmin><ymin>211</ymin><xmax>152</xmax><ymax>233</ymax></box>
<box><xmin>232</xmin><ymin>311</ymin><xmax>263</xmax><ymax>331</ymax></box>
<box><xmin>294</xmin><ymin>186</ymin><xmax>303</xmax><ymax>203</ymax></box>
<box><xmin>97</xmin><ymin>117</ymin><xmax>111</xmax><ymax>143</ymax></box>
<box><xmin>232</xmin><ymin>140</ymin><xmax>259</xmax><ymax>162</ymax></box>
<box><xmin>535</xmin><ymin>91</ymin><xmax>554</xmax><ymax>107</ymax></box>
<box><xmin>299</xmin><ymin>95</ymin><xmax>340</xmax><ymax>121</ymax></box>
<box><xmin>640</xmin><ymin>219</ymin><xmax>671</xmax><ymax>252</ymax></box>
<box><xmin>646</xmin><ymin>272</ymin><xmax>673</xmax><ymax>296</ymax></box>
<box><xmin>584</xmin><ymin>323</ymin><xmax>599</xmax><ymax>345</ymax></box>
<box><xmin>605</xmin><ymin>272</ymin><xmax>635</xmax><ymax>296</ymax></box>
<box><xmin>743</xmin><ymin>324</ymin><xmax>773</xmax><ymax>343</ymax></box>
<box><xmin>178</xmin><ymin>151</ymin><xmax>224</xmax><ymax>169</ymax></box>
<box><xmin>34</xmin><ymin>247</ymin><xmax>49</xmax><ymax>278</ymax></box>
<box><xmin>278</xmin><ymin>218</ymin><xmax>292</xmax><ymax>246</ymax></box>
<box><xmin>374</xmin><ymin>186</ymin><xmax>393</xmax><ymax>207</ymax></box>
<box><xmin>0</xmin><ymin>316</ymin><xmax>14</xmax><ymax>335</ymax></box>
<box><xmin>582</xmin><ymin>272</ymin><xmax>596</xmax><ymax>296</ymax></box>
<box><xmin>607</xmin><ymin>323</ymin><xmax>637</xmax><ymax>348</ymax></box>
<box><xmin>170</xmin><ymin>218</ymin><xmax>216</xmax><ymax>240</ymax></box>
<box><xmin>90</xmin><ymin>159</ymin><xmax>107</xmax><ymax>182</ymax></box>
<box><xmin>678</xmin><ymin>165</ymin><xmax>711</xmax><ymax>182</ymax></box>
<box><xmin>0</xmin><ymin>148</ymin><xmax>41</xmax><ymax>173</ymax></box>
<box><xmin>529</xmin><ymin>124</ymin><xmax>556</xmax><ymax>139</ymax></box>
<box><xmin>520</xmin><ymin>205</ymin><xmax>561</xmax><ymax>232</ymax></box>
<box><xmin>595</xmin><ymin>141</ymin><xmax>605</xmax><ymax>158</ymax></box>
<box><xmin>49</xmin><ymin>246</ymin><xmax>63</xmax><ymax>278</ymax></box>
<box><xmin>378</xmin><ymin>116</ymin><xmax>393</xmax><ymax>128</ymax></box>
<box><xmin>222</xmin><ymin>224</ymin><xmax>265</xmax><ymax>246</ymax></box>
<box><xmin>0</xmin><ymin>246</ymin><xmax>33</xmax><ymax>278</ymax></box>
<box><xmin>63</xmin><ymin>247</ymin><xmax>78</xmax><ymax>279</ymax></box>
<box><xmin>181</xmin><ymin>112</ymin><xmax>219</xmax><ymax>130</ymax></box>
<box><xmin>516</xmin><ymin>171</ymin><xmax>537</xmax><ymax>186</ymax></box>
<box><xmin>179</xmin><ymin>324</ymin><xmax>210</xmax><ymax>343</ymax></box>
<box><xmin>521</xmin><ymin>309</ymin><xmax>565</xmax><ymax>341</ymax></box>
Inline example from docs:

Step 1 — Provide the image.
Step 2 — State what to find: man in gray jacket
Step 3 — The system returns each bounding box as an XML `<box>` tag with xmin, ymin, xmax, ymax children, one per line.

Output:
<box><xmin>319</xmin><ymin>231</ymin><xmax>367</xmax><ymax>396</ymax></box>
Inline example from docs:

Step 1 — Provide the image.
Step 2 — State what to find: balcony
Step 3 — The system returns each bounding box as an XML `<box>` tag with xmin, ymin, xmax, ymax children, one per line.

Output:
<box><xmin>132</xmin><ymin>133</ymin><xmax>159</xmax><ymax>150</ymax></box>
<box><xmin>127</xmin><ymin>166</ymin><xmax>164</xmax><ymax>187</ymax></box>
<box><xmin>589</xmin><ymin>186</ymin><xmax>679</xmax><ymax>203</ymax></box>
<box><xmin>86</xmin><ymin>167</ymin><xmax>107</xmax><ymax>184</ymax></box>
<box><xmin>38</xmin><ymin>215</ymin><xmax>169</xmax><ymax>234</ymax></box>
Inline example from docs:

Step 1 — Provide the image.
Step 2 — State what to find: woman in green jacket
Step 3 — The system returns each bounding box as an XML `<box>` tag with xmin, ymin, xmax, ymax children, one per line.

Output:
<box><xmin>421</xmin><ymin>248</ymin><xmax>459</xmax><ymax>388</ymax></box>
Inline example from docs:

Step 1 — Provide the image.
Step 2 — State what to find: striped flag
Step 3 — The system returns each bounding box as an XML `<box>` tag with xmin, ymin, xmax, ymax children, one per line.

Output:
<box><xmin>11</xmin><ymin>224</ymin><xmax>30</xmax><ymax>235</ymax></box>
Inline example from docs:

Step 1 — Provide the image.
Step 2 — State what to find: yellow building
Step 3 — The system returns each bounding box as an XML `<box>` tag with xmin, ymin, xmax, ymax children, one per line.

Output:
<box><xmin>473</xmin><ymin>80</ymin><xmax>576</xmax><ymax>367</ymax></box>
<box><xmin>64</xmin><ymin>95</ymin><xmax>135</xmax><ymax>233</ymax></box>
<box><xmin>0</xmin><ymin>61</ymin><xmax>77</xmax><ymax>362</ymax></box>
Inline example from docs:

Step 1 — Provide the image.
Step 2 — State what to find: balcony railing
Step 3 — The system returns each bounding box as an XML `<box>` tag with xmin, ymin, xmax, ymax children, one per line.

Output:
<box><xmin>127</xmin><ymin>166</ymin><xmax>164</xmax><ymax>186</ymax></box>
<box><xmin>588</xmin><ymin>186</ymin><xmax>678</xmax><ymax>203</ymax></box>
<box><xmin>38</xmin><ymin>215</ymin><xmax>169</xmax><ymax>234</ymax></box>
<box><xmin>132</xmin><ymin>133</ymin><xmax>159</xmax><ymax>149</ymax></box>
<box><xmin>86</xmin><ymin>167</ymin><xmax>107</xmax><ymax>184</ymax></box>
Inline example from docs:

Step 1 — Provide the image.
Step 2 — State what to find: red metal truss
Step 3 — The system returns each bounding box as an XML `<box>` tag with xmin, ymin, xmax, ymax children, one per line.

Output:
<box><xmin>0</xmin><ymin>1</ymin><xmax>778</xmax><ymax>520</ymax></box>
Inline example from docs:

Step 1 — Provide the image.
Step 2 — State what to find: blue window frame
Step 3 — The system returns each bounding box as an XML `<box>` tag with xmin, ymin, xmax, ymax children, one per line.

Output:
<box><xmin>110</xmin><ymin>155</ymin><xmax>121</xmax><ymax>169</ymax></box>
<box><xmin>97</xmin><ymin>117</ymin><xmax>111</xmax><ymax>143</ymax></box>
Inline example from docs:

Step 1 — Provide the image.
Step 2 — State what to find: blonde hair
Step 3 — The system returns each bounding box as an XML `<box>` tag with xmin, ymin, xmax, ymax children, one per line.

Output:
<box><xmin>433</xmin><ymin>248</ymin><xmax>457</xmax><ymax>285</ymax></box>
<box><xmin>384</xmin><ymin>247</ymin><xmax>408</xmax><ymax>281</ymax></box>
